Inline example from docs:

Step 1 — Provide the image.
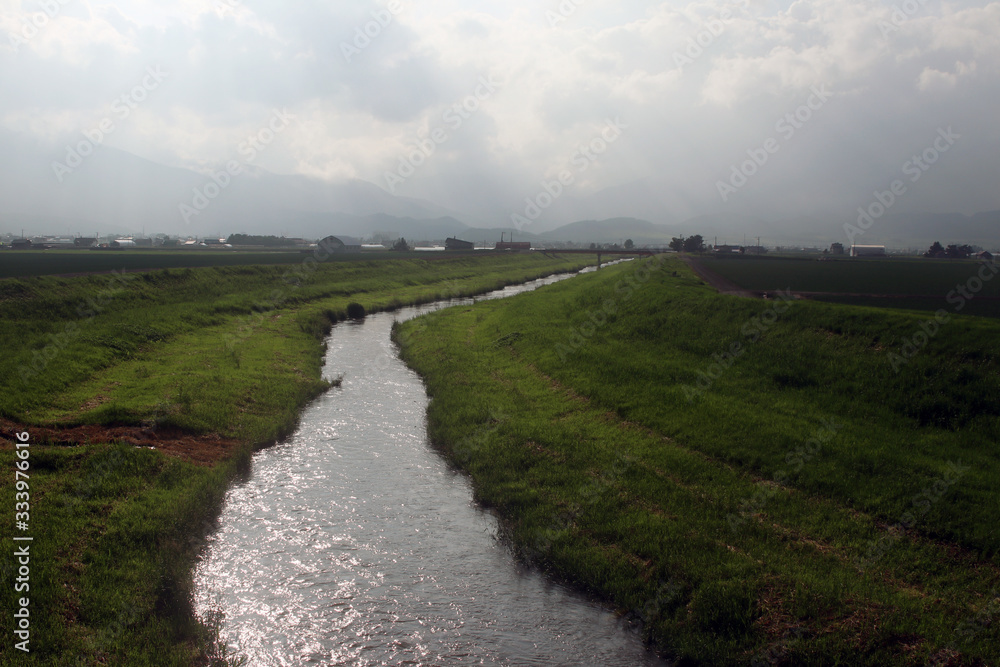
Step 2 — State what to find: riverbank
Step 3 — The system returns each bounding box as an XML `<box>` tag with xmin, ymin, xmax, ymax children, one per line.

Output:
<box><xmin>0</xmin><ymin>254</ymin><xmax>597</xmax><ymax>666</ymax></box>
<box><xmin>395</xmin><ymin>255</ymin><xmax>1000</xmax><ymax>665</ymax></box>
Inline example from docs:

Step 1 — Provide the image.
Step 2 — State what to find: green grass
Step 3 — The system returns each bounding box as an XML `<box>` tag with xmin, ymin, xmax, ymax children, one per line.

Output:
<box><xmin>2</xmin><ymin>443</ymin><xmax>238</xmax><ymax>666</ymax></box>
<box><xmin>0</xmin><ymin>252</ymin><xmax>597</xmax><ymax>666</ymax></box>
<box><xmin>0</xmin><ymin>248</ymin><xmax>485</xmax><ymax>280</ymax></box>
<box><xmin>395</xmin><ymin>255</ymin><xmax>1000</xmax><ymax>666</ymax></box>
<box><xmin>0</xmin><ymin>249</ymin><xmax>312</xmax><ymax>279</ymax></box>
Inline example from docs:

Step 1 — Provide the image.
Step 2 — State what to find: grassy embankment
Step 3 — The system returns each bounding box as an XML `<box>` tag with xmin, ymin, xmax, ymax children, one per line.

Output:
<box><xmin>0</xmin><ymin>253</ymin><xmax>596</xmax><ymax>666</ymax></box>
<box><xmin>0</xmin><ymin>249</ymin><xmax>467</xmax><ymax>280</ymax></box>
<box><xmin>395</xmin><ymin>255</ymin><xmax>1000</xmax><ymax>666</ymax></box>
<box><xmin>703</xmin><ymin>255</ymin><xmax>1000</xmax><ymax>319</ymax></box>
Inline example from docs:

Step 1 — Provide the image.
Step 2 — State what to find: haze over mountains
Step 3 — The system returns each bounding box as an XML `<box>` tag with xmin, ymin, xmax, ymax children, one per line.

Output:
<box><xmin>2</xmin><ymin>130</ymin><xmax>997</xmax><ymax>249</ymax></box>
<box><xmin>3</xmin><ymin>1</ymin><xmax>1000</xmax><ymax>250</ymax></box>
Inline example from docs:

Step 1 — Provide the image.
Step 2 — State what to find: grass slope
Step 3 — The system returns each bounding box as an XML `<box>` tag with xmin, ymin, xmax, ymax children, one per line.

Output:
<box><xmin>0</xmin><ymin>253</ymin><xmax>597</xmax><ymax>666</ymax></box>
<box><xmin>396</xmin><ymin>255</ymin><xmax>1000</xmax><ymax>666</ymax></box>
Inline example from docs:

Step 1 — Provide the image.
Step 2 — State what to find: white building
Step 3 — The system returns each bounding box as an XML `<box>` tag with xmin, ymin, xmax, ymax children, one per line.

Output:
<box><xmin>850</xmin><ymin>245</ymin><xmax>886</xmax><ymax>257</ymax></box>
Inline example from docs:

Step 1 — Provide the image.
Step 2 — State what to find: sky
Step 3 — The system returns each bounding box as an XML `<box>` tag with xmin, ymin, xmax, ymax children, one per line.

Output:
<box><xmin>2</xmin><ymin>0</ymin><xmax>999</xmax><ymax>233</ymax></box>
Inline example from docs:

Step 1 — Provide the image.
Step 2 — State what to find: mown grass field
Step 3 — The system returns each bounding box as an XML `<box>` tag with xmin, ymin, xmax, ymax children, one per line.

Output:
<box><xmin>396</xmin><ymin>256</ymin><xmax>1000</xmax><ymax>666</ymax></box>
<box><xmin>0</xmin><ymin>253</ymin><xmax>596</xmax><ymax>666</ymax></box>
<box><xmin>702</xmin><ymin>256</ymin><xmax>1000</xmax><ymax>319</ymax></box>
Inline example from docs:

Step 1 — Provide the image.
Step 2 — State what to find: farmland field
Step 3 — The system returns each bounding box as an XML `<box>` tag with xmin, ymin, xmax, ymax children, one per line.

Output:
<box><xmin>0</xmin><ymin>248</ymin><xmax>421</xmax><ymax>279</ymax></box>
<box><xmin>700</xmin><ymin>256</ymin><xmax>1000</xmax><ymax>318</ymax></box>
<box><xmin>396</xmin><ymin>255</ymin><xmax>1000</xmax><ymax>665</ymax></box>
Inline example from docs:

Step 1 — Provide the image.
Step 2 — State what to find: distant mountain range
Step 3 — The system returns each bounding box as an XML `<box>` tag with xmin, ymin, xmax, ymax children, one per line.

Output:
<box><xmin>0</xmin><ymin>130</ymin><xmax>996</xmax><ymax>249</ymax></box>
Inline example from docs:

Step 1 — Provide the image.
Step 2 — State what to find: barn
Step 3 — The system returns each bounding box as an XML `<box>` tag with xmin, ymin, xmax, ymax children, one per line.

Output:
<box><xmin>446</xmin><ymin>237</ymin><xmax>475</xmax><ymax>251</ymax></box>
<box><xmin>850</xmin><ymin>245</ymin><xmax>886</xmax><ymax>257</ymax></box>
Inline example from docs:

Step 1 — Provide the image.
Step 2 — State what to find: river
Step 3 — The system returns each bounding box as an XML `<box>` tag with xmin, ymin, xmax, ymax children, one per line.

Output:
<box><xmin>193</xmin><ymin>266</ymin><xmax>670</xmax><ymax>666</ymax></box>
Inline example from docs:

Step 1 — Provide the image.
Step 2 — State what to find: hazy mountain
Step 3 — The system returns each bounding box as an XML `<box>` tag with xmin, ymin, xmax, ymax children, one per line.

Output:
<box><xmin>2</xmin><ymin>130</ymin><xmax>996</xmax><ymax>249</ymax></box>
<box><xmin>540</xmin><ymin>218</ymin><xmax>675</xmax><ymax>244</ymax></box>
<box><xmin>0</xmin><ymin>130</ymin><xmax>463</xmax><ymax>238</ymax></box>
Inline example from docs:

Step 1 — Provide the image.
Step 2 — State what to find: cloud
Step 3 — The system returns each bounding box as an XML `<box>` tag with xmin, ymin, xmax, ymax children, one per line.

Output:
<box><xmin>0</xmin><ymin>0</ymin><xmax>998</xmax><ymax>233</ymax></box>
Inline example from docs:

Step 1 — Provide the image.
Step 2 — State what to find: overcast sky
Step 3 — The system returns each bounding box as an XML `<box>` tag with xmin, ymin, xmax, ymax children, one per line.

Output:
<box><xmin>2</xmin><ymin>0</ymin><xmax>999</xmax><ymax>231</ymax></box>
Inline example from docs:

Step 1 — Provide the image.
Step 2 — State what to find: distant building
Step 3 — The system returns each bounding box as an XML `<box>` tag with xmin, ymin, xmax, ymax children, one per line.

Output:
<box><xmin>712</xmin><ymin>245</ymin><xmax>740</xmax><ymax>254</ymax></box>
<box><xmin>133</xmin><ymin>238</ymin><xmax>154</xmax><ymax>247</ymax></box>
<box><xmin>319</xmin><ymin>236</ymin><xmax>362</xmax><ymax>253</ymax></box>
<box><xmin>446</xmin><ymin>237</ymin><xmax>475</xmax><ymax>251</ymax></box>
<box><xmin>494</xmin><ymin>232</ymin><xmax>531</xmax><ymax>251</ymax></box>
<box><xmin>741</xmin><ymin>245</ymin><xmax>768</xmax><ymax>255</ymax></box>
<box><xmin>112</xmin><ymin>239</ymin><xmax>136</xmax><ymax>248</ymax></box>
<box><xmin>74</xmin><ymin>238</ymin><xmax>97</xmax><ymax>248</ymax></box>
<box><xmin>496</xmin><ymin>241</ymin><xmax>531</xmax><ymax>251</ymax></box>
<box><xmin>10</xmin><ymin>239</ymin><xmax>32</xmax><ymax>250</ymax></box>
<box><xmin>830</xmin><ymin>242</ymin><xmax>845</xmax><ymax>255</ymax></box>
<box><xmin>977</xmin><ymin>250</ymin><xmax>994</xmax><ymax>262</ymax></box>
<box><xmin>850</xmin><ymin>244</ymin><xmax>886</xmax><ymax>257</ymax></box>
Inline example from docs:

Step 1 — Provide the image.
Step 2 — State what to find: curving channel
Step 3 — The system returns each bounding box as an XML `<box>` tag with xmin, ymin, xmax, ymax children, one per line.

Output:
<box><xmin>193</xmin><ymin>266</ymin><xmax>670</xmax><ymax>666</ymax></box>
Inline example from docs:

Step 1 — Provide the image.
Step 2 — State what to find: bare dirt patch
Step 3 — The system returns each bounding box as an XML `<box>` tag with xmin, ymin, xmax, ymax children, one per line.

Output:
<box><xmin>0</xmin><ymin>418</ymin><xmax>242</xmax><ymax>466</ymax></box>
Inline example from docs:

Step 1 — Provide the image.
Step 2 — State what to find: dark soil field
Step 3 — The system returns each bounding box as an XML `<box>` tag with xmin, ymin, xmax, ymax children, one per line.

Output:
<box><xmin>697</xmin><ymin>255</ymin><xmax>1000</xmax><ymax>318</ymax></box>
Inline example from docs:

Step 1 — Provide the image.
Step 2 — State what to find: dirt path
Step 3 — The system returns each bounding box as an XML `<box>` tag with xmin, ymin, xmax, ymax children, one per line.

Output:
<box><xmin>680</xmin><ymin>255</ymin><xmax>759</xmax><ymax>298</ymax></box>
<box><xmin>0</xmin><ymin>418</ymin><xmax>241</xmax><ymax>466</ymax></box>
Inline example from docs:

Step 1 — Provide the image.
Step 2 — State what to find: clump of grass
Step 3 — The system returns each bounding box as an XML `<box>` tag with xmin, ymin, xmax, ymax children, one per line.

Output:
<box><xmin>346</xmin><ymin>302</ymin><xmax>366</xmax><ymax>319</ymax></box>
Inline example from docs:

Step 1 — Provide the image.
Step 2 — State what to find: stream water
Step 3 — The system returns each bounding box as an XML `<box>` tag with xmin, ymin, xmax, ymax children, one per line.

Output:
<box><xmin>193</xmin><ymin>267</ymin><xmax>670</xmax><ymax>666</ymax></box>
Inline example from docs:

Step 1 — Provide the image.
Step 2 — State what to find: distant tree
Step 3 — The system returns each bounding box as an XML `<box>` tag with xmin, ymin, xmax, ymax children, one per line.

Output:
<box><xmin>589</xmin><ymin>243</ymin><xmax>597</xmax><ymax>250</ymax></box>
<box><xmin>683</xmin><ymin>235</ymin><xmax>705</xmax><ymax>253</ymax></box>
<box><xmin>830</xmin><ymin>242</ymin><xmax>844</xmax><ymax>255</ymax></box>
<box><xmin>924</xmin><ymin>241</ymin><xmax>945</xmax><ymax>258</ymax></box>
<box><xmin>669</xmin><ymin>237</ymin><xmax>684</xmax><ymax>252</ymax></box>
<box><xmin>392</xmin><ymin>237</ymin><xmax>410</xmax><ymax>252</ymax></box>
<box><xmin>945</xmin><ymin>244</ymin><xmax>973</xmax><ymax>259</ymax></box>
<box><xmin>369</xmin><ymin>232</ymin><xmax>396</xmax><ymax>247</ymax></box>
<box><xmin>624</xmin><ymin>239</ymin><xmax>634</xmax><ymax>249</ymax></box>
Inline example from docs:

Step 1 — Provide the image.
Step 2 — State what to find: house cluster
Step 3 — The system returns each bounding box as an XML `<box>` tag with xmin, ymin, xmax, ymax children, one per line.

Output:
<box><xmin>711</xmin><ymin>244</ymin><xmax>768</xmax><ymax>255</ymax></box>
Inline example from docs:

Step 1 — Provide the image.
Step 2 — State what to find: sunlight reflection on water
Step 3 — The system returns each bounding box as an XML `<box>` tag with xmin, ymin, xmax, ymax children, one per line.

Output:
<box><xmin>194</xmin><ymin>265</ymin><xmax>669</xmax><ymax>666</ymax></box>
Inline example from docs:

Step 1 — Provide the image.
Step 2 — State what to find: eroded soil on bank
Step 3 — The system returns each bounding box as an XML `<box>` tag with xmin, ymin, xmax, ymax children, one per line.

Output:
<box><xmin>0</xmin><ymin>417</ymin><xmax>240</xmax><ymax>465</ymax></box>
